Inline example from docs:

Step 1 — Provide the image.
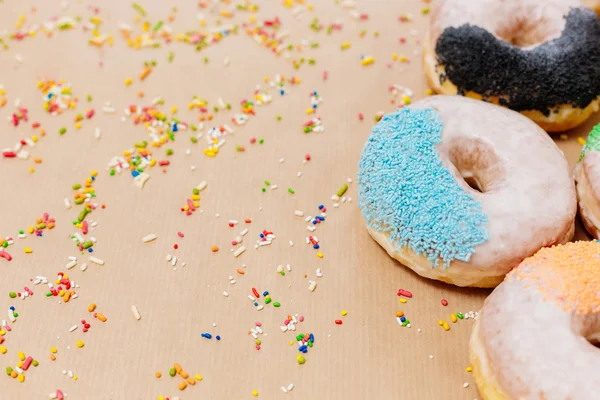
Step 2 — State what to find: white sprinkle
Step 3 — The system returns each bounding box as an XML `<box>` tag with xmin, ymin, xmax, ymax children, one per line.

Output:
<box><xmin>8</xmin><ymin>309</ymin><xmax>15</xmax><ymax>322</ymax></box>
<box><xmin>429</xmin><ymin>355</ymin><xmax>434</xmax><ymax>359</ymax></box>
<box><xmin>94</xmin><ymin>127</ymin><xmax>101</xmax><ymax>139</ymax></box>
<box><xmin>223</xmin><ymin>291</ymin><xmax>229</xmax><ymax>297</ymax></box>
<box><xmin>68</xmin><ymin>370</ymin><xmax>74</xmax><ymax>378</ymax></box>
<box><xmin>131</xmin><ymin>305</ymin><xmax>141</xmax><ymax>320</ymax></box>
<box><xmin>142</xmin><ymin>234</ymin><xmax>157</xmax><ymax>243</ymax></box>
<box><xmin>49</xmin><ymin>393</ymin><xmax>58</xmax><ymax>399</ymax></box>
<box><xmin>240</xmin><ymin>228</ymin><xmax>249</xmax><ymax>236</ymax></box>
<box><xmin>307</xmin><ymin>226</ymin><xmax>316</xmax><ymax>232</ymax></box>
<box><xmin>89</xmin><ymin>257</ymin><xmax>104</xmax><ymax>266</ymax></box>
<box><xmin>196</xmin><ymin>180</ymin><xmax>208</xmax><ymax>192</ymax></box>
<box><xmin>69</xmin><ymin>325</ymin><xmax>78</xmax><ymax>332</ymax></box>
<box><xmin>256</xmin><ymin>305</ymin><xmax>264</xmax><ymax>311</ymax></box>
<box><xmin>294</xmin><ymin>210</ymin><xmax>304</xmax><ymax>217</ymax></box>
<box><xmin>308</xmin><ymin>281</ymin><xmax>317</xmax><ymax>292</ymax></box>
<box><xmin>171</xmin><ymin>256</ymin><xmax>177</xmax><ymax>266</ymax></box>
<box><xmin>279</xmin><ymin>157</ymin><xmax>285</xmax><ymax>163</ymax></box>
<box><xmin>281</xmin><ymin>387</ymin><xmax>288</xmax><ymax>393</ymax></box>
<box><xmin>166</xmin><ymin>254</ymin><xmax>173</xmax><ymax>262</ymax></box>
<box><xmin>287</xmin><ymin>383</ymin><xmax>294</xmax><ymax>391</ymax></box>
<box><xmin>418</xmin><ymin>328</ymin><xmax>421</xmax><ymax>333</ymax></box>
<box><xmin>233</xmin><ymin>246</ymin><xmax>247</xmax><ymax>258</ymax></box>
<box><xmin>289</xmin><ymin>241</ymin><xmax>294</xmax><ymax>246</ymax></box>
<box><xmin>463</xmin><ymin>383</ymin><xmax>470</xmax><ymax>388</ymax></box>
<box><xmin>248</xmin><ymin>295</ymin><xmax>256</xmax><ymax>301</ymax></box>
<box><xmin>64</xmin><ymin>198</ymin><xmax>72</xmax><ymax>209</ymax></box>
<box><xmin>80</xmin><ymin>263</ymin><xmax>88</xmax><ymax>272</ymax></box>
<box><xmin>133</xmin><ymin>172</ymin><xmax>150</xmax><ymax>189</ymax></box>
<box><xmin>65</xmin><ymin>260</ymin><xmax>77</xmax><ymax>270</ymax></box>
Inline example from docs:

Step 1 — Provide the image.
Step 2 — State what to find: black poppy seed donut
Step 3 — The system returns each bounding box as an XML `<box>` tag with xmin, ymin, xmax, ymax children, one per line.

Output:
<box><xmin>424</xmin><ymin>0</ymin><xmax>600</xmax><ymax>132</ymax></box>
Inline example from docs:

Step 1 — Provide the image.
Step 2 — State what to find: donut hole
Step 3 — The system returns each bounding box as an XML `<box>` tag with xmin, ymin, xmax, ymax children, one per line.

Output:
<box><xmin>447</xmin><ymin>138</ymin><xmax>502</xmax><ymax>194</ymax></box>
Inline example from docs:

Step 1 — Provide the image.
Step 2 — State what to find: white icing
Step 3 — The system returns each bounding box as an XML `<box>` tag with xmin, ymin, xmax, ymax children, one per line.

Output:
<box><xmin>477</xmin><ymin>278</ymin><xmax>600</xmax><ymax>399</ymax></box>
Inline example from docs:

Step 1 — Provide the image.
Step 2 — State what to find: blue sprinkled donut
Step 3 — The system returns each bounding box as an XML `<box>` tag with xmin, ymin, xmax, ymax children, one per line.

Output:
<box><xmin>357</xmin><ymin>96</ymin><xmax>576</xmax><ymax>287</ymax></box>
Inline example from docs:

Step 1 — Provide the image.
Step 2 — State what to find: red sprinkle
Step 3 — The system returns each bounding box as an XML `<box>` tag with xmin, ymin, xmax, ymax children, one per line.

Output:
<box><xmin>358</xmin><ymin>113</ymin><xmax>364</xmax><ymax>120</ymax></box>
<box><xmin>2</xmin><ymin>151</ymin><xmax>16</xmax><ymax>158</ymax></box>
<box><xmin>250</xmin><ymin>137</ymin><xmax>256</xmax><ymax>144</ymax></box>
<box><xmin>173</xmin><ymin>244</ymin><xmax>178</xmax><ymax>249</ymax></box>
<box><xmin>397</xmin><ymin>289</ymin><xmax>412</xmax><ymax>298</ymax></box>
<box><xmin>335</xmin><ymin>320</ymin><xmax>343</xmax><ymax>325</ymax></box>
<box><xmin>252</xmin><ymin>288</ymin><xmax>260</xmax><ymax>298</ymax></box>
<box><xmin>158</xmin><ymin>160</ymin><xmax>170</xmax><ymax>166</ymax></box>
<box><xmin>86</xmin><ymin>109</ymin><xmax>95</xmax><ymax>119</ymax></box>
<box><xmin>441</xmin><ymin>299</ymin><xmax>448</xmax><ymax>307</ymax></box>
<box><xmin>305</xmin><ymin>154</ymin><xmax>311</xmax><ymax>161</ymax></box>
<box><xmin>245</xmin><ymin>218</ymin><xmax>252</xmax><ymax>223</ymax></box>
<box><xmin>0</xmin><ymin>251</ymin><xmax>12</xmax><ymax>261</ymax></box>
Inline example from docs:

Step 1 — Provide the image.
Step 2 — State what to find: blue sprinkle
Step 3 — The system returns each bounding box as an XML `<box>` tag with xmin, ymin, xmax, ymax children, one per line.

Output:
<box><xmin>88</xmin><ymin>248</ymin><xmax>93</xmax><ymax>253</ymax></box>
<box><xmin>357</xmin><ymin>107</ymin><xmax>488</xmax><ymax>267</ymax></box>
<box><xmin>253</xmin><ymin>302</ymin><xmax>258</xmax><ymax>306</ymax></box>
<box><xmin>313</xmin><ymin>244</ymin><xmax>319</xmax><ymax>249</ymax></box>
<box><xmin>298</xmin><ymin>345</ymin><xmax>307</xmax><ymax>352</ymax></box>
<box><xmin>280</xmin><ymin>89</ymin><xmax>285</xmax><ymax>95</ymax></box>
<box><xmin>91</xmin><ymin>176</ymin><xmax>95</xmax><ymax>181</ymax></box>
<box><xmin>262</xmin><ymin>291</ymin><xmax>269</xmax><ymax>296</ymax></box>
<box><xmin>309</xmin><ymin>333</ymin><xmax>314</xmax><ymax>342</ymax></box>
<box><xmin>259</xmin><ymin>233</ymin><xmax>264</xmax><ymax>238</ymax></box>
<box><xmin>216</xmin><ymin>335</ymin><xmax>221</xmax><ymax>341</ymax></box>
<box><xmin>172</xmin><ymin>123</ymin><xmax>178</xmax><ymax>132</ymax></box>
<box><xmin>400</xmin><ymin>316</ymin><xmax>406</xmax><ymax>322</ymax></box>
<box><xmin>313</xmin><ymin>91</ymin><xmax>317</xmax><ymax>96</ymax></box>
<box><xmin>203</xmin><ymin>333</ymin><xmax>212</xmax><ymax>339</ymax></box>
<box><xmin>312</xmin><ymin>104</ymin><xmax>317</xmax><ymax>109</ymax></box>
<box><xmin>131</xmin><ymin>170</ymin><xmax>140</xmax><ymax>178</ymax></box>
<box><xmin>317</xmin><ymin>216</ymin><xmax>325</xmax><ymax>221</ymax></box>
<box><xmin>318</xmin><ymin>204</ymin><xmax>324</xmax><ymax>209</ymax></box>
<box><xmin>312</xmin><ymin>220</ymin><xmax>317</xmax><ymax>225</ymax></box>
<box><xmin>9</xmin><ymin>306</ymin><xmax>15</xmax><ymax>311</ymax></box>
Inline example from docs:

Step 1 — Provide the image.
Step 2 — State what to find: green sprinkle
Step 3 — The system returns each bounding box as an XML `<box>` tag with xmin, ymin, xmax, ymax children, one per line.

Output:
<box><xmin>288</xmin><ymin>188</ymin><xmax>295</xmax><ymax>194</ymax></box>
<box><xmin>276</xmin><ymin>115</ymin><xmax>282</xmax><ymax>121</ymax></box>
<box><xmin>18</xmin><ymin>230</ymin><xmax>23</xmax><ymax>235</ymax></box>
<box><xmin>226</xmin><ymin>103</ymin><xmax>231</xmax><ymax>110</ymax></box>
<box><xmin>336</xmin><ymin>183</ymin><xmax>348</xmax><ymax>197</ymax></box>
<box><xmin>8</xmin><ymin>292</ymin><xmax>16</xmax><ymax>298</ymax></box>
<box><xmin>457</xmin><ymin>312</ymin><xmax>464</xmax><ymax>319</ymax></box>
<box><xmin>13</xmin><ymin>313</ymin><xmax>18</xmax><ymax>318</ymax></box>
<box><xmin>279</xmin><ymin>271</ymin><xmax>285</xmax><ymax>276</ymax></box>
<box><xmin>45</xmin><ymin>292</ymin><xmax>52</xmax><ymax>297</ymax></box>
<box><xmin>255</xmin><ymin>339</ymin><xmax>261</xmax><ymax>345</ymax></box>
<box><xmin>109</xmin><ymin>170</ymin><xmax>116</xmax><ymax>176</ymax></box>
<box><xmin>190</xmin><ymin>136</ymin><xmax>198</xmax><ymax>144</ymax></box>
<box><xmin>265</xmin><ymin>297</ymin><xmax>271</xmax><ymax>304</ymax></box>
<box><xmin>236</xmin><ymin>146</ymin><xmax>243</xmax><ymax>152</ymax></box>
<box><xmin>78</xmin><ymin>208</ymin><xmax>89</xmax><ymax>222</ymax></box>
<box><xmin>204</xmin><ymin>57</ymin><xmax>209</xmax><ymax>64</ymax></box>
<box><xmin>166</xmin><ymin>149</ymin><xmax>174</xmax><ymax>156</ymax></box>
<box><xmin>153</xmin><ymin>20</ymin><xmax>163</xmax><ymax>32</ymax></box>
<box><xmin>402</xmin><ymin>320</ymin><xmax>409</xmax><ymax>326</ymax></box>
<box><xmin>6</xmin><ymin>367</ymin><xmax>12</xmax><ymax>375</ymax></box>
<box><xmin>296</xmin><ymin>334</ymin><xmax>304</xmax><ymax>341</ymax></box>
<box><xmin>193</xmin><ymin>188</ymin><xmax>200</xmax><ymax>195</ymax></box>
<box><xmin>32</xmin><ymin>360</ymin><xmax>39</xmax><ymax>367</ymax></box>
<box><xmin>261</xmin><ymin>188</ymin><xmax>266</xmax><ymax>192</ymax></box>
<box><xmin>307</xmin><ymin>341</ymin><xmax>313</xmax><ymax>347</ymax></box>
<box><xmin>35</xmin><ymin>223</ymin><xmax>46</xmax><ymax>230</ymax></box>
<box><xmin>259</xmin><ymin>138</ymin><xmax>264</xmax><ymax>144</ymax></box>
<box><xmin>264</xmin><ymin>180</ymin><xmax>271</xmax><ymax>186</ymax></box>
<box><xmin>273</xmin><ymin>302</ymin><xmax>281</xmax><ymax>307</ymax></box>
<box><xmin>168</xmin><ymin>51</ymin><xmax>174</xmax><ymax>63</ymax></box>
<box><xmin>59</xmin><ymin>127</ymin><xmax>67</xmax><ymax>135</ymax></box>
<box><xmin>132</xmin><ymin>3</ymin><xmax>147</xmax><ymax>17</ymax></box>
<box><xmin>81</xmin><ymin>240</ymin><xmax>93</xmax><ymax>249</ymax></box>
<box><xmin>190</xmin><ymin>124</ymin><xmax>197</xmax><ymax>131</ymax></box>
<box><xmin>75</xmin><ymin>197</ymin><xmax>85</xmax><ymax>204</ymax></box>
<box><xmin>308</xmin><ymin>59</ymin><xmax>316</xmax><ymax>65</ymax></box>
<box><xmin>213</xmin><ymin>106</ymin><xmax>219</xmax><ymax>112</ymax></box>
<box><xmin>87</xmin><ymin>94</ymin><xmax>92</xmax><ymax>102</ymax></box>
<box><xmin>169</xmin><ymin>368</ymin><xmax>176</xmax><ymax>377</ymax></box>
<box><xmin>304</xmin><ymin>126</ymin><xmax>311</xmax><ymax>133</ymax></box>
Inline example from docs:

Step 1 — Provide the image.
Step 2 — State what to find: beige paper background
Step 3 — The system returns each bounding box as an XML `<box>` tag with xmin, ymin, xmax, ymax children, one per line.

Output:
<box><xmin>0</xmin><ymin>1</ymin><xmax>594</xmax><ymax>399</ymax></box>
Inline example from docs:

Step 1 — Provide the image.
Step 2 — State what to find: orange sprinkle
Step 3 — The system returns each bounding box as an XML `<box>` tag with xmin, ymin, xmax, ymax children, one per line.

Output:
<box><xmin>508</xmin><ymin>241</ymin><xmax>600</xmax><ymax>314</ymax></box>
<box><xmin>211</xmin><ymin>245</ymin><xmax>219</xmax><ymax>252</ymax></box>
<box><xmin>155</xmin><ymin>372</ymin><xmax>161</xmax><ymax>378</ymax></box>
<box><xmin>236</xmin><ymin>268</ymin><xmax>245</xmax><ymax>275</ymax></box>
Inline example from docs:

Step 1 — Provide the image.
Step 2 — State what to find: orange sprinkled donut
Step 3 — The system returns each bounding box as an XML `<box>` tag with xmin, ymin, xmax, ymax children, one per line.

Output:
<box><xmin>470</xmin><ymin>241</ymin><xmax>600</xmax><ymax>399</ymax></box>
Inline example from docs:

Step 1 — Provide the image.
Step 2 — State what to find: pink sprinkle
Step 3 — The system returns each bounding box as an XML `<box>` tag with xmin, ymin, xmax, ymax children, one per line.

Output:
<box><xmin>441</xmin><ymin>299</ymin><xmax>448</xmax><ymax>307</ymax></box>
<box><xmin>0</xmin><ymin>251</ymin><xmax>13</xmax><ymax>261</ymax></box>
<box><xmin>255</xmin><ymin>344</ymin><xmax>260</xmax><ymax>350</ymax></box>
<box><xmin>22</xmin><ymin>356</ymin><xmax>33</xmax><ymax>371</ymax></box>
<box><xmin>4</xmin><ymin>325</ymin><xmax>11</xmax><ymax>332</ymax></box>
<box><xmin>177</xmin><ymin>232</ymin><xmax>184</xmax><ymax>238</ymax></box>
<box><xmin>82</xmin><ymin>220</ymin><xmax>88</xmax><ymax>235</ymax></box>
<box><xmin>255</xmin><ymin>321</ymin><xmax>262</xmax><ymax>327</ymax></box>
<box><xmin>397</xmin><ymin>289</ymin><xmax>412</xmax><ymax>298</ymax></box>
<box><xmin>299</xmin><ymin>316</ymin><xmax>304</xmax><ymax>322</ymax></box>
<box><xmin>57</xmin><ymin>390</ymin><xmax>65</xmax><ymax>400</ymax></box>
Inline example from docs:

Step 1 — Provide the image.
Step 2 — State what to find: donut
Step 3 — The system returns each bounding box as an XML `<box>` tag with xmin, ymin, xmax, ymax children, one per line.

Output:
<box><xmin>575</xmin><ymin>124</ymin><xmax>600</xmax><ymax>238</ymax></box>
<box><xmin>357</xmin><ymin>95</ymin><xmax>576</xmax><ymax>287</ymax></box>
<box><xmin>424</xmin><ymin>0</ymin><xmax>600</xmax><ymax>132</ymax></box>
<box><xmin>470</xmin><ymin>241</ymin><xmax>600</xmax><ymax>399</ymax></box>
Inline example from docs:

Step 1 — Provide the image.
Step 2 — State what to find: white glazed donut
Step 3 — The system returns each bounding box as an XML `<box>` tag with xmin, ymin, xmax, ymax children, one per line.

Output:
<box><xmin>424</xmin><ymin>0</ymin><xmax>600</xmax><ymax>132</ymax></box>
<box><xmin>575</xmin><ymin>124</ymin><xmax>600</xmax><ymax>238</ymax></box>
<box><xmin>357</xmin><ymin>95</ymin><xmax>576</xmax><ymax>287</ymax></box>
<box><xmin>470</xmin><ymin>241</ymin><xmax>600</xmax><ymax>399</ymax></box>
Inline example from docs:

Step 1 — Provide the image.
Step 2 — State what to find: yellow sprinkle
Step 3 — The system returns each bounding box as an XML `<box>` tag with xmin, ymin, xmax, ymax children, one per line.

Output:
<box><xmin>451</xmin><ymin>313</ymin><xmax>457</xmax><ymax>323</ymax></box>
<box><xmin>18</xmin><ymin>351</ymin><xmax>25</xmax><ymax>361</ymax></box>
<box><xmin>0</xmin><ymin>346</ymin><xmax>6</xmax><ymax>354</ymax></box>
<box><xmin>76</xmin><ymin>340</ymin><xmax>84</xmax><ymax>348</ymax></box>
<box><xmin>125</xmin><ymin>77</ymin><xmax>132</xmax><ymax>86</ymax></box>
<box><xmin>195</xmin><ymin>374</ymin><xmax>203</xmax><ymax>381</ymax></box>
<box><xmin>425</xmin><ymin>89</ymin><xmax>434</xmax><ymax>96</ymax></box>
<box><xmin>17</xmin><ymin>373</ymin><xmax>24</xmax><ymax>383</ymax></box>
<box><xmin>24</xmin><ymin>247</ymin><xmax>32</xmax><ymax>254</ymax></box>
<box><xmin>74</xmin><ymin>376</ymin><xmax>78</xmax><ymax>380</ymax></box>
<box><xmin>399</xmin><ymin>55</ymin><xmax>408</xmax><ymax>63</ymax></box>
<box><xmin>0</xmin><ymin>330</ymin><xmax>5</xmax><ymax>336</ymax></box>
<box><xmin>361</xmin><ymin>56</ymin><xmax>375</xmax><ymax>66</ymax></box>
<box><xmin>171</xmin><ymin>106</ymin><xmax>177</xmax><ymax>114</ymax></box>
<box><xmin>17</xmin><ymin>361</ymin><xmax>23</xmax><ymax>368</ymax></box>
<box><xmin>578</xmin><ymin>137</ymin><xmax>586</xmax><ymax>146</ymax></box>
<box><xmin>341</xmin><ymin>42</ymin><xmax>351</xmax><ymax>50</ymax></box>
<box><xmin>392</xmin><ymin>53</ymin><xmax>398</xmax><ymax>60</ymax></box>
<box><xmin>289</xmin><ymin>340</ymin><xmax>294</xmax><ymax>345</ymax></box>
<box><xmin>466</xmin><ymin>366</ymin><xmax>473</xmax><ymax>372</ymax></box>
<box><xmin>158</xmin><ymin>397</ymin><xmax>165</xmax><ymax>400</ymax></box>
<box><xmin>341</xmin><ymin>310</ymin><xmax>348</xmax><ymax>316</ymax></box>
<box><xmin>29</xmin><ymin>167</ymin><xmax>35</xmax><ymax>173</ymax></box>
<box><xmin>31</xmin><ymin>135</ymin><xmax>38</xmax><ymax>143</ymax></box>
<box><xmin>306</xmin><ymin>108</ymin><xmax>313</xmax><ymax>115</ymax></box>
<box><xmin>191</xmin><ymin>195</ymin><xmax>200</xmax><ymax>201</ymax></box>
<box><xmin>50</xmin><ymin>347</ymin><xmax>57</xmax><ymax>354</ymax></box>
<box><xmin>442</xmin><ymin>322</ymin><xmax>450</xmax><ymax>331</ymax></box>
<box><xmin>316</xmin><ymin>251</ymin><xmax>323</xmax><ymax>258</ymax></box>
<box><xmin>437</xmin><ymin>320</ymin><xmax>444</xmax><ymax>326</ymax></box>
<box><xmin>28</xmin><ymin>226</ymin><xmax>34</xmax><ymax>234</ymax></box>
<box><xmin>399</xmin><ymin>298</ymin><xmax>407</xmax><ymax>303</ymax></box>
<box><xmin>149</xmin><ymin>159</ymin><xmax>157</xmax><ymax>167</ymax></box>
<box><xmin>252</xmin><ymin>390</ymin><xmax>259</xmax><ymax>396</ymax></box>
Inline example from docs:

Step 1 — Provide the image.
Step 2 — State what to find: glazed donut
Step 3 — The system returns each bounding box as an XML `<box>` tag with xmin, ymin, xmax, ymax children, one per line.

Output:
<box><xmin>357</xmin><ymin>95</ymin><xmax>576</xmax><ymax>288</ymax></box>
<box><xmin>470</xmin><ymin>241</ymin><xmax>600</xmax><ymax>399</ymax></box>
<box><xmin>575</xmin><ymin>124</ymin><xmax>600</xmax><ymax>238</ymax></box>
<box><xmin>424</xmin><ymin>0</ymin><xmax>600</xmax><ymax>132</ymax></box>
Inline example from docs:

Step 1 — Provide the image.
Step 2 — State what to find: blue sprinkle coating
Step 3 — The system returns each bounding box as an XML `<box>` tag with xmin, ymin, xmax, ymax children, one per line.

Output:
<box><xmin>357</xmin><ymin>107</ymin><xmax>488</xmax><ymax>267</ymax></box>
